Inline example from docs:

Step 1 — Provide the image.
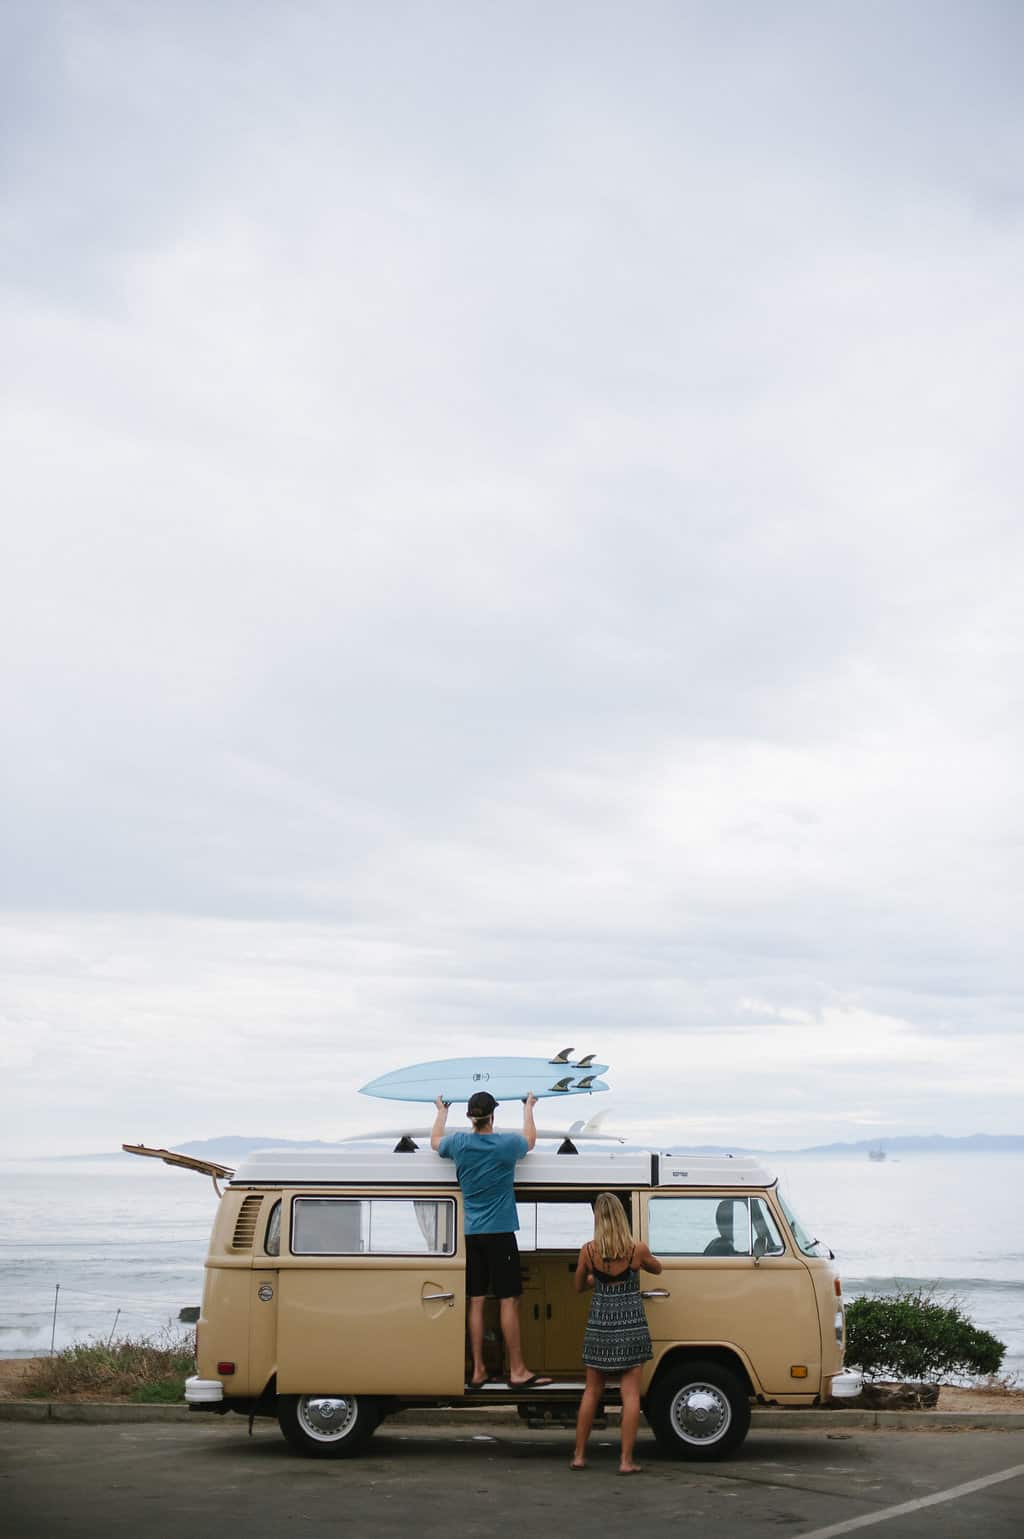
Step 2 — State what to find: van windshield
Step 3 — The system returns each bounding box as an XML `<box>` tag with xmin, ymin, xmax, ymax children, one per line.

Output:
<box><xmin>777</xmin><ymin>1188</ymin><xmax>825</xmax><ymax>1257</ymax></box>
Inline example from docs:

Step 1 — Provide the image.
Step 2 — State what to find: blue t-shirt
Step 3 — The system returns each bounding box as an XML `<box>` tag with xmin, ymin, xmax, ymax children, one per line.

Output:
<box><xmin>437</xmin><ymin>1131</ymin><xmax>529</xmax><ymax>1235</ymax></box>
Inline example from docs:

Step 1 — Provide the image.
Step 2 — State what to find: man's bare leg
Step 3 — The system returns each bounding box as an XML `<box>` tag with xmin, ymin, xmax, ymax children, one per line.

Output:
<box><xmin>499</xmin><ymin>1297</ymin><xmax>528</xmax><ymax>1380</ymax></box>
<box><xmin>499</xmin><ymin>1297</ymin><xmax>550</xmax><ymax>1385</ymax></box>
<box><xmin>467</xmin><ymin>1296</ymin><xmax>488</xmax><ymax>1386</ymax></box>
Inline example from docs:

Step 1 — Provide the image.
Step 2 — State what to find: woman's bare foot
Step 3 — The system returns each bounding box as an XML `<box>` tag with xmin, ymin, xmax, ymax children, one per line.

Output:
<box><xmin>618</xmin><ymin>1464</ymin><xmax>642</xmax><ymax>1475</ymax></box>
<box><xmin>570</xmin><ymin>1458</ymin><xmax>586</xmax><ymax>1469</ymax></box>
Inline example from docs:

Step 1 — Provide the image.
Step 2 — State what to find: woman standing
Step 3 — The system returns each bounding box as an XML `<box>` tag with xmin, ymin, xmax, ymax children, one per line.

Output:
<box><xmin>572</xmin><ymin>1192</ymin><xmax>663</xmax><ymax>1474</ymax></box>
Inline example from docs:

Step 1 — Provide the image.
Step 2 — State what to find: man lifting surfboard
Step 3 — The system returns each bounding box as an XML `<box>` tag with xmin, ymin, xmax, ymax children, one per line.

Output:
<box><xmin>431</xmin><ymin>1089</ymin><xmax>552</xmax><ymax>1390</ymax></box>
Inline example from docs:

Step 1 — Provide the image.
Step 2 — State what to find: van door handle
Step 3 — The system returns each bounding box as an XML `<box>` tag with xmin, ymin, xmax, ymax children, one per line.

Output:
<box><xmin>423</xmin><ymin>1292</ymin><xmax>455</xmax><ymax>1303</ymax></box>
<box><xmin>641</xmin><ymin>1289</ymin><xmax>671</xmax><ymax>1299</ymax></box>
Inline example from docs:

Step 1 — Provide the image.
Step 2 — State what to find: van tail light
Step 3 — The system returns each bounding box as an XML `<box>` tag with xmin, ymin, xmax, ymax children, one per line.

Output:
<box><xmin>834</xmin><ymin>1278</ymin><xmax>842</xmax><ymax>1296</ymax></box>
<box><xmin>217</xmin><ymin>1361</ymin><xmax>236</xmax><ymax>1375</ymax></box>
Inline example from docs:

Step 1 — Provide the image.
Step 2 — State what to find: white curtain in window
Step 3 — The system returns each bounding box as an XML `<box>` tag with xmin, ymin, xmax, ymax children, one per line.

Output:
<box><xmin>413</xmin><ymin>1200</ymin><xmax>441</xmax><ymax>1251</ymax></box>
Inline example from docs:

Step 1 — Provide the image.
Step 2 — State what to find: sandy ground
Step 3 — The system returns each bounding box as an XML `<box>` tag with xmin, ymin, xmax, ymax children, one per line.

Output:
<box><xmin>931</xmin><ymin>1382</ymin><xmax>1024</xmax><ymax>1411</ymax></box>
<box><xmin>1</xmin><ymin>1356</ymin><xmax>1020</xmax><ymax>1409</ymax></box>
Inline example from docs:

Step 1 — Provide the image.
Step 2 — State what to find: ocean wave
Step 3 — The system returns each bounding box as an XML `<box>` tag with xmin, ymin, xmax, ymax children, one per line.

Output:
<box><xmin>845</xmin><ymin>1275</ymin><xmax>1024</xmax><ymax>1294</ymax></box>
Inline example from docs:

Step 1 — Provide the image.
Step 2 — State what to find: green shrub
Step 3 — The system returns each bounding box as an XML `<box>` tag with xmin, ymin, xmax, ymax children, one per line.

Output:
<box><xmin>846</xmin><ymin>1289</ymin><xmax>1005</xmax><ymax>1383</ymax></box>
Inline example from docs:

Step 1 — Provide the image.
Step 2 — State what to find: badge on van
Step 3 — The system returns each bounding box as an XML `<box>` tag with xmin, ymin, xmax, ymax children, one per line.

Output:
<box><xmin>257</xmin><ymin>1284</ymin><xmax>274</xmax><ymax>1301</ymax></box>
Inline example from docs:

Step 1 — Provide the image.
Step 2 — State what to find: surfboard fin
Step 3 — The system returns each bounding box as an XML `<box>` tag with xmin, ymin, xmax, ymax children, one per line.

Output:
<box><xmin>549</xmin><ymin>1076</ymin><xmax>573</xmax><ymax>1092</ymax></box>
<box><xmin>575</xmin><ymin>1074</ymin><xmax>597</xmax><ymax>1089</ymax></box>
<box><xmin>576</xmin><ymin>1053</ymin><xmax>596</xmax><ymax>1068</ymax></box>
<box><xmin>550</xmin><ymin>1047</ymin><xmax>574</xmax><ymax>1063</ymax></box>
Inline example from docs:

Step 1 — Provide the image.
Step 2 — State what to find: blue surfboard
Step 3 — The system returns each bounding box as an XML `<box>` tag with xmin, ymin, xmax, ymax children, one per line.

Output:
<box><xmin>359</xmin><ymin>1053</ymin><xmax>609</xmax><ymax>1105</ymax></box>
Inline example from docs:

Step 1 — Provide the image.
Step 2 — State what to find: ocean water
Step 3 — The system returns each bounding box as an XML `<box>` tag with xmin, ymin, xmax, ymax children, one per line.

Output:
<box><xmin>0</xmin><ymin>1159</ymin><xmax>215</xmax><ymax>1358</ymax></box>
<box><xmin>776</xmin><ymin>1150</ymin><xmax>1024</xmax><ymax>1381</ymax></box>
<box><xmin>0</xmin><ymin>1151</ymin><xmax>1020</xmax><ymax>1381</ymax></box>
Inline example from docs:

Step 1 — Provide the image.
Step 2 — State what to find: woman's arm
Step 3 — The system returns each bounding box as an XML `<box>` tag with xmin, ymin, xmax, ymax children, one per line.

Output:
<box><xmin>574</xmin><ymin>1243</ymin><xmax>594</xmax><ymax>1293</ymax></box>
<box><xmin>639</xmin><ymin>1243</ymin><xmax>663</xmax><ymax>1275</ymax></box>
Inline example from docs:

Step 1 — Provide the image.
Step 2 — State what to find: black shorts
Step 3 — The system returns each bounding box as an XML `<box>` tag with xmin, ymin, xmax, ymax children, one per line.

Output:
<box><xmin>466</xmin><ymin>1232</ymin><xmax>522</xmax><ymax>1299</ymax></box>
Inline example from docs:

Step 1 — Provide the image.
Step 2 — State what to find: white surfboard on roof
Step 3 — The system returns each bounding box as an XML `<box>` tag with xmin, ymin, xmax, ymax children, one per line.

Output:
<box><xmin>359</xmin><ymin>1049</ymin><xmax>609</xmax><ymax>1104</ymax></box>
<box><xmin>345</xmin><ymin>1114</ymin><xmax>624</xmax><ymax>1144</ymax></box>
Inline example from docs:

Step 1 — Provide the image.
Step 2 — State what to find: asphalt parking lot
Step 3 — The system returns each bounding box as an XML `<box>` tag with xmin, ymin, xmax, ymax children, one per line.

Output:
<box><xmin>3</xmin><ymin>1418</ymin><xmax>1023</xmax><ymax>1539</ymax></box>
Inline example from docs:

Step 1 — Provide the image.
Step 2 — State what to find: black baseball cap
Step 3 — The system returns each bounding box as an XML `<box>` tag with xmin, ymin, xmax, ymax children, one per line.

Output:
<box><xmin>467</xmin><ymin>1090</ymin><xmax>498</xmax><ymax>1117</ymax></box>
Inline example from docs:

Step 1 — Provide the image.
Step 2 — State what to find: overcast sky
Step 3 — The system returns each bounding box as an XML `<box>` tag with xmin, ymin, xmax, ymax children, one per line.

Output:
<box><xmin>2</xmin><ymin>2</ymin><xmax>1022</xmax><ymax>1157</ymax></box>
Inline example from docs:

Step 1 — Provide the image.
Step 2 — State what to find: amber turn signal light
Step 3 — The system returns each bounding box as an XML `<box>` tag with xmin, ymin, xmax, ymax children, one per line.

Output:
<box><xmin>790</xmin><ymin>1365</ymin><xmax>808</xmax><ymax>1378</ymax></box>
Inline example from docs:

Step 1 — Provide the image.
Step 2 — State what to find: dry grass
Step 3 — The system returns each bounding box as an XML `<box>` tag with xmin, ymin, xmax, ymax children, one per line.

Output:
<box><xmin>19</xmin><ymin>1330</ymin><xmax>195</xmax><ymax>1403</ymax></box>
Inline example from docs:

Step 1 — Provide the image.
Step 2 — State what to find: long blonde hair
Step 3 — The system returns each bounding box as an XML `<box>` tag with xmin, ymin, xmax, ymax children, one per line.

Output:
<box><xmin>592</xmin><ymin>1192</ymin><xmax>633</xmax><ymax>1261</ymax></box>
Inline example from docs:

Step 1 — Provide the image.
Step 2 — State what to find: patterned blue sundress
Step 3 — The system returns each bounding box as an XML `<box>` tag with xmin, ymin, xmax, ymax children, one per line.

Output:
<box><xmin>581</xmin><ymin>1243</ymin><xmax>653</xmax><ymax>1372</ymax></box>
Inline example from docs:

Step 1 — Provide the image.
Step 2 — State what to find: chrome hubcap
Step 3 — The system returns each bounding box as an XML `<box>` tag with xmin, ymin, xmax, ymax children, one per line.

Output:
<box><xmin>670</xmin><ymin>1382</ymin><xmax>731</xmax><ymax>1444</ymax></box>
<box><xmin>297</xmin><ymin>1395</ymin><xmax>358</xmax><ymax>1442</ymax></box>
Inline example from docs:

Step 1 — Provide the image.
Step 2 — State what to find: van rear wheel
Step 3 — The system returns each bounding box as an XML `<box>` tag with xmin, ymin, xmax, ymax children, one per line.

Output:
<box><xmin>277</xmin><ymin>1393</ymin><xmax>378</xmax><ymax>1458</ymax></box>
<box><xmin>646</xmin><ymin>1359</ymin><xmax>750</xmax><ymax>1460</ymax></box>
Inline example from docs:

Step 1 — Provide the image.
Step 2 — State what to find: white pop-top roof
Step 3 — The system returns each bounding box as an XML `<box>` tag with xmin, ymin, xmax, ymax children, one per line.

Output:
<box><xmin>229</xmin><ymin>1146</ymin><xmax>776</xmax><ymax>1189</ymax></box>
<box><xmin>655</xmin><ymin>1154</ymin><xmax>776</xmax><ymax>1188</ymax></box>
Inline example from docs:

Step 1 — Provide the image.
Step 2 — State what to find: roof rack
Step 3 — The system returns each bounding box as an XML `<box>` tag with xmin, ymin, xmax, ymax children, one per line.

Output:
<box><xmin>228</xmin><ymin>1147</ymin><xmax>776</xmax><ymax>1189</ymax></box>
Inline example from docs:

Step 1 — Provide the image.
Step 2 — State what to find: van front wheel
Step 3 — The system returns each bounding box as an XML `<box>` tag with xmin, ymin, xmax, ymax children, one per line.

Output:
<box><xmin>277</xmin><ymin>1393</ymin><xmax>378</xmax><ymax>1458</ymax></box>
<box><xmin>646</xmin><ymin>1359</ymin><xmax>750</xmax><ymax>1460</ymax></box>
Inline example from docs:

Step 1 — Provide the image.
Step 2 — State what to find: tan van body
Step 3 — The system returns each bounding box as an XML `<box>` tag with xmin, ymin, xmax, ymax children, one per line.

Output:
<box><xmin>187</xmin><ymin>1146</ymin><xmax>848</xmax><ymax>1458</ymax></box>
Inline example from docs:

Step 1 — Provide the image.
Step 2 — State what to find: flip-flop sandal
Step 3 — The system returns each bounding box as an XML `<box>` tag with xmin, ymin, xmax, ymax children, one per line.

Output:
<box><xmin>512</xmin><ymin>1374</ymin><xmax>553</xmax><ymax>1388</ymax></box>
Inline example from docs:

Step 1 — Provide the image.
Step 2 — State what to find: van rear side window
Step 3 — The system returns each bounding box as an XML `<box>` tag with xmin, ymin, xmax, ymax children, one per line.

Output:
<box><xmin>291</xmin><ymin>1197</ymin><xmax>456</xmax><ymax>1256</ymax></box>
<box><xmin>265</xmin><ymin>1199</ymin><xmax>281</xmax><ymax>1256</ymax></box>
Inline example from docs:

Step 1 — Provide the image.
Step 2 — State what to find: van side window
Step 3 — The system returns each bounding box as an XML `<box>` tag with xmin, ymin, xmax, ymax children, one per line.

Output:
<box><xmin>517</xmin><ymin>1193</ymin><xmax>635</xmax><ymax>1251</ymax></box>
<box><xmin>517</xmin><ymin>1199</ymin><xmax>590</xmax><ymax>1251</ymax></box>
<box><xmin>291</xmin><ymin>1197</ymin><xmax>456</xmax><ymax>1256</ymax></box>
<box><xmin>777</xmin><ymin>1188</ymin><xmax>825</xmax><ymax>1256</ymax></box>
<box><xmin>265</xmin><ymin>1199</ymin><xmax>281</xmax><ymax>1256</ymax></box>
<box><xmin>648</xmin><ymin>1196</ymin><xmax>757</xmax><ymax>1256</ymax></box>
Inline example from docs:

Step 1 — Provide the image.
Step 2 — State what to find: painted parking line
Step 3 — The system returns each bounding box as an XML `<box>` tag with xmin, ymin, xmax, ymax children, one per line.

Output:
<box><xmin>797</xmin><ymin>1462</ymin><xmax>1024</xmax><ymax>1539</ymax></box>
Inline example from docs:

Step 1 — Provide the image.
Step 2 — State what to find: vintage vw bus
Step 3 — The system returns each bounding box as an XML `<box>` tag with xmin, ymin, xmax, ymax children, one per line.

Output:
<box><xmin>183</xmin><ymin>1142</ymin><xmax>850</xmax><ymax>1458</ymax></box>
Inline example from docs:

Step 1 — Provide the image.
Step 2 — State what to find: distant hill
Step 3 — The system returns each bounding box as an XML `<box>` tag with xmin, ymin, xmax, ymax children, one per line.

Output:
<box><xmin>789</xmin><ymin>1133</ymin><xmax>1024</xmax><ymax>1155</ymax></box>
<box><xmin>36</xmin><ymin>1130</ymin><xmax>1024</xmax><ymax>1162</ymax></box>
<box><xmin>176</xmin><ymin>1135</ymin><xmax>345</xmax><ymax>1157</ymax></box>
<box><xmin>171</xmin><ymin>1131</ymin><xmax>1024</xmax><ymax>1160</ymax></box>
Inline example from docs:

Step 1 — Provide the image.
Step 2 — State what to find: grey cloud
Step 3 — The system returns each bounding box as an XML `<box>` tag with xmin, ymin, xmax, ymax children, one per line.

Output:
<box><xmin>1</xmin><ymin>3</ymin><xmax>1022</xmax><ymax>1151</ymax></box>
